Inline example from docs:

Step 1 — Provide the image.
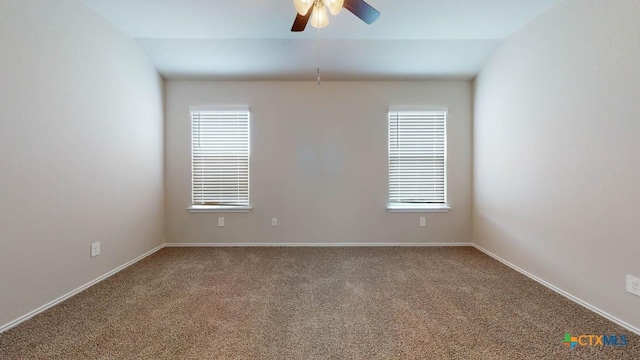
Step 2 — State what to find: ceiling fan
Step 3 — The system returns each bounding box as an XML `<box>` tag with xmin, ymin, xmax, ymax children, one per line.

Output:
<box><xmin>291</xmin><ymin>0</ymin><xmax>380</xmax><ymax>32</ymax></box>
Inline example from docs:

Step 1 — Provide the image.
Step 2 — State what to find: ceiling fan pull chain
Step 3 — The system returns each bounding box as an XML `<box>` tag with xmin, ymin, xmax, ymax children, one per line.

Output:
<box><xmin>317</xmin><ymin>20</ymin><xmax>321</xmax><ymax>85</ymax></box>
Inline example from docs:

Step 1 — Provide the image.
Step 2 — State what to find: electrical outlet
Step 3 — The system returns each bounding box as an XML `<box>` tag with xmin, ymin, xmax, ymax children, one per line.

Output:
<box><xmin>272</xmin><ymin>218</ymin><xmax>278</xmax><ymax>227</ymax></box>
<box><xmin>627</xmin><ymin>275</ymin><xmax>640</xmax><ymax>297</ymax></box>
<box><xmin>420</xmin><ymin>217</ymin><xmax>426</xmax><ymax>227</ymax></box>
<box><xmin>90</xmin><ymin>242</ymin><xmax>100</xmax><ymax>258</ymax></box>
<box><xmin>218</xmin><ymin>217</ymin><xmax>224</xmax><ymax>227</ymax></box>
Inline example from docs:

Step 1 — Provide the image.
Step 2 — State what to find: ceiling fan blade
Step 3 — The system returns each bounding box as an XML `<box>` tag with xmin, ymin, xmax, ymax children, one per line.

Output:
<box><xmin>344</xmin><ymin>0</ymin><xmax>380</xmax><ymax>24</ymax></box>
<box><xmin>291</xmin><ymin>8</ymin><xmax>313</xmax><ymax>32</ymax></box>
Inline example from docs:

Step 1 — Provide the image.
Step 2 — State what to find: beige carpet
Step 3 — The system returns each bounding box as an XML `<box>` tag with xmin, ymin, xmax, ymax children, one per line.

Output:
<box><xmin>0</xmin><ymin>247</ymin><xmax>638</xmax><ymax>359</ymax></box>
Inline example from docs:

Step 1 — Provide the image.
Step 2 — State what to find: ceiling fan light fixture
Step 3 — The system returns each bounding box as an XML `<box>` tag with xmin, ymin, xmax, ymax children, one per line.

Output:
<box><xmin>291</xmin><ymin>0</ymin><xmax>379</xmax><ymax>32</ymax></box>
<box><xmin>293</xmin><ymin>0</ymin><xmax>313</xmax><ymax>16</ymax></box>
<box><xmin>310</xmin><ymin>5</ymin><xmax>329</xmax><ymax>28</ymax></box>
<box><xmin>327</xmin><ymin>0</ymin><xmax>344</xmax><ymax>16</ymax></box>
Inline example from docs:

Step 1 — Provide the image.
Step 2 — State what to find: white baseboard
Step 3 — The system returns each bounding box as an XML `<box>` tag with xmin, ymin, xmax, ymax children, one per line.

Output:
<box><xmin>472</xmin><ymin>244</ymin><xmax>640</xmax><ymax>336</ymax></box>
<box><xmin>4</xmin><ymin>242</ymin><xmax>637</xmax><ymax>337</ymax></box>
<box><xmin>0</xmin><ymin>244</ymin><xmax>166</xmax><ymax>334</ymax></box>
<box><xmin>165</xmin><ymin>242</ymin><xmax>474</xmax><ymax>247</ymax></box>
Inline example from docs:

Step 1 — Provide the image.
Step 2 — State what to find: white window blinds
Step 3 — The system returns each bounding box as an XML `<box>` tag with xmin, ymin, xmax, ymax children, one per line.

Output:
<box><xmin>191</xmin><ymin>110</ymin><xmax>250</xmax><ymax>207</ymax></box>
<box><xmin>389</xmin><ymin>110</ymin><xmax>447</xmax><ymax>206</ymax></box>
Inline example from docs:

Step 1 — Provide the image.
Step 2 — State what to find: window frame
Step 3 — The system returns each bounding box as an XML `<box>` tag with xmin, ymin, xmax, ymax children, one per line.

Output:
<box><xmin>187</xmin><ymin>107</ymin><xmax>252</xmax><ymax>213</ymax></box>
<box><xmin>387</xmin><ymin>108</ymin><xmax>451</xmax><ymax>213</ymax></box>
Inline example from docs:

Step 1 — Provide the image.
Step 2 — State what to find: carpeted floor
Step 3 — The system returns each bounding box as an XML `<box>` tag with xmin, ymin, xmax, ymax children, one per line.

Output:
<box><xmin>0</xmin><ymin>247</ymin><xmax>638</xmax><ymax>359</ymax></box>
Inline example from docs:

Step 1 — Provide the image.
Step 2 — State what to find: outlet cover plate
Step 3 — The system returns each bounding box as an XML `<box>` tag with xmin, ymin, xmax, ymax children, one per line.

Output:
<box><xmin>90</xmin><ymin>242</ymin><xmax>100</xmax><ymax>258</ymax></box>
<box><xmin>627</xmin><ymin>275</ymin><xmax>640</xmax><ymax>296</ymax></box>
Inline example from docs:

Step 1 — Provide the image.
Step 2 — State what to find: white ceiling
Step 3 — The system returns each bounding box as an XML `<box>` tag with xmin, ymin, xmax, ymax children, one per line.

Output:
<box><xmin>82</xmin><ymin>0</ymin><xmax>562</xmax><ymax>80</ymax></box>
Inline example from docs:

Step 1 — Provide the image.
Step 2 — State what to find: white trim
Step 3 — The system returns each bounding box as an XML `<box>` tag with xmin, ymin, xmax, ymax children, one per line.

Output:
<box><xmin>189</xmin><ymin>105</ymin><xmax>249</xmax><ymax>112</ymax></box>
<box><xmin>4</xmin><ymin>242</ymin><xmax>637</xmax><ymax>337</ymax></box>
<box><xmin>188</xmin><ymin>206</ymin><xmax>252</xmax><ymax>213</ymax></box>
<box><xmin>165</xmin><ymin>242</ymin><xmax>473</xmax><ymax>247</ymax></box>
<box><xmin>387</xmin><ymin>205</ymin><xmax>451</xmax><ymax>213</ymax></box>
<box><xmin>0</xmin><ymin>244</ymin><xmax>165</xmax><ymax>334</ymax></box>
<box><xmin>388</xmin><ymin>106</ymin><xmax>448</xmax><ymax>113</ymax></box>
<box><xmin>472</xmin><ymin>244</ymin><xmax>640</xmax><ymax>336</ymax></box>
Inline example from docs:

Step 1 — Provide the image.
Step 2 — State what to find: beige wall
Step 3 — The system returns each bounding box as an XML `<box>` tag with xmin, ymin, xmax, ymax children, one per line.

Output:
<box><xmin>166</xmin><ymin>81</ymin><xmax>472</xmax><ymax>245</ymax></box>
<box><xmin>473</xmin><ymin>0</ymin><xmax>640</xmax><ymax>330</ymax></box>
<box><xmin>0</xmin><ymin>0</ymin><xmax>165</xmax><ymax>327</ymax></box>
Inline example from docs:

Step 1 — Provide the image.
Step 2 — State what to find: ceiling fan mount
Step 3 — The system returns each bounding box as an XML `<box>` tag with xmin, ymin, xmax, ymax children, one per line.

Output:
<box><xmin>291</xmin><ymin>0</ymin><xmax>380</xmax><ymax>32</ymax></box>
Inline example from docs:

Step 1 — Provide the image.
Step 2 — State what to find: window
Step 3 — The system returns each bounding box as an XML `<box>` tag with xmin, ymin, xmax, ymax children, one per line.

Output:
<box><xmin>189</xmin><ymin>109</ymin><xmax>250</xmax><ymax>212</ymax></box>
<box><xmin>388</xmin><ymin>109</ymin><xmax>449</xmax><ymax>212</ymax></box>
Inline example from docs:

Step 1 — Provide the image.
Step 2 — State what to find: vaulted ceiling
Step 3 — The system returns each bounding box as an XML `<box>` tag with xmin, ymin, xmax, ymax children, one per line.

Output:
<box><xmin>82</xmin><ymin>0</ymin><xmax>562</xmax><ymax>80</ymax></box>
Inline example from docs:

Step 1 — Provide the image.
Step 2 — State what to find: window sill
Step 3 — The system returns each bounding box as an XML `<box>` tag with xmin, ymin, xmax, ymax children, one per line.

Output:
<box><xmin>188</xmin><ymin>205</ymin><xmax>253</xmax><ymax>213</ymax></box>
<box><xmin>387</xmin><ymin>204</ymin><xmax>451</xmax><ymax>213</ymax></box>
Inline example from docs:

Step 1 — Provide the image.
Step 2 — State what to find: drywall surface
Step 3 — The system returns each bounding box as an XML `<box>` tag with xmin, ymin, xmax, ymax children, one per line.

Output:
<box><xmin>473</xmin><ymin>0</ymin><xmax>640</xmax><ymax>330</ymax></box>
<box><xmin>166</xmin><ymin>81</ymin><xmax>472</xmax><ymax>245</ymax></box>
<box><xmin>0</xmin><ymin>0</ymin><xmax>164</xmax><ymax>327</ymax></box>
